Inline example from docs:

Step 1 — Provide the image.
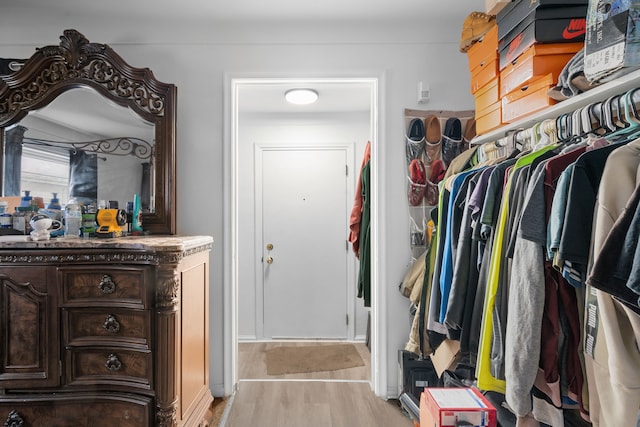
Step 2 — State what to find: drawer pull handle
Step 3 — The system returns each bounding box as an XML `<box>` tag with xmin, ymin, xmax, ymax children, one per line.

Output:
<box><xmin>4</xmin><ymin>410</ymin><xmax>24</xmax><ymax>427</ymax></box>
<box><xmin>98</xmin><ymin>274</ymin><xmax>116</xmax><ymax>294</ymax></box>
<box><xmin>105</xmin><ymin>353</ymin><xmax>122</xmax><ymax>371</ymax></box>
<box><xmin>103</xmin><ymin>314</ymin><xmax>121</xmax><ymax>333</ymax></box>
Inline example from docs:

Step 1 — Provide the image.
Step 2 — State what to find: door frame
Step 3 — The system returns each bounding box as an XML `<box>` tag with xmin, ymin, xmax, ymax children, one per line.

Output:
<box><xmin>255</xmin><ymin>143</ymin><xmax>355</xmax><ymax>340</ymax></box>
<box><xmin>223</xmin><ymin>74</ymin><xmax>387</xmax><ymax>397</ymax></box>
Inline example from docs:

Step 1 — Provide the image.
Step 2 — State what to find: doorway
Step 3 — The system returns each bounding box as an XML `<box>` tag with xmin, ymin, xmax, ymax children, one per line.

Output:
<box><xmin>225</xmin><ymin>76</ymin><xmax>381</xmax><ymax>395</ymax></box>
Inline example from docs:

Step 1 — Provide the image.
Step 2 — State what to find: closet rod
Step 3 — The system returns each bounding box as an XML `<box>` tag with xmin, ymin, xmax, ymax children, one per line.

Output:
<box><xmin>471</xmin><ymin>68</ymin><xmax>640</xmax><ymax>146</ymax></box>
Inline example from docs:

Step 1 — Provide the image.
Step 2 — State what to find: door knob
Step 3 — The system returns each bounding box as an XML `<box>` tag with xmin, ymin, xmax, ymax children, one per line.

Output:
<box><xmin>266</xmin><ymin>256</ymin><xmax>273</xmax><ymax>264</ymax></box>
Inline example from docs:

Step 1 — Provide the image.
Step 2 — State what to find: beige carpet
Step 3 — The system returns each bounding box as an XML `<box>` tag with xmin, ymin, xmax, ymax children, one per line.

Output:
<box><xmin>265</xmin><ymin>344</ymin><xmax>365</xmax><ymax>375</ymax></box>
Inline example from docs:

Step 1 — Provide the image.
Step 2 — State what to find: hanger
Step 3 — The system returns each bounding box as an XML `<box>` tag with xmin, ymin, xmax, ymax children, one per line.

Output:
<box><xmin>603</xmin><ymin>96</ymin><xmax>621</xmax><ymax>132</ymax></box>
<box><xmin>604</xmin><ymin>93</ymin><xmax>640</xmax><ymax>141</ymax></box>
<box><xmin>628</xmin><ymin>88</ymin><xmax>640</xmax><ymax>125</ymax></box>
<box><xmin>540</xmin><ymin>119</ymin><xmax>557</xmax><ymax>145</ymax></box>
<box><xmin>581</xmin><ymin>104</ymin><xmax>601</xmax><ymax>136</ymax></box>
<box><xmin>555</xmin><ymin>114</ymin><xmax>570</xmax><ymax>141</ymax></box>
<box><xmin>623</xmin><ymin>88</ymin><xmax>640</xmax><ymax>127</ymax></box>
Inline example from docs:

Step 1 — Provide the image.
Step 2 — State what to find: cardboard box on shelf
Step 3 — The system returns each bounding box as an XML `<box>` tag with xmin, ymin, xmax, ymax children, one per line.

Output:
<box><xmin>584</xmin><ymin>1</ymin><xmax>640</xmax><ymax>82</ymax></box>
<box><xmin>476</xmin><ymin>100</ymin><xmax>503</xmax><ymax>135</ymax></box>
<box><xmin>498</xmin><ymin>16</ymin><xmax>586</xmax><ymax>69</ymax></box>
<box><xmin>471</xmin><ymin>56</ymin><xmax>499</xmax><ymax>94</ymax></box>
<box><xmin>475</xmin><ymin>76</ymin><xmax>500</xmax><ymax>113</ymax></box>
<box><xmin>486</xmin><ymin>0</ymin><xmax>512</xmax><ymax>16</ymax></box>
<box><xmin>500</xmin><ymin>42</ymin><xmax>583</xmax><ymax>97</ymax></box>
<box><xmin>502</xmin><ymin>73</ymin><xmax>557</xmax><ymax>122</ymax></box>
<box><xmin>497</xmin><ymin>0</ymin><xmax>587</xmax><ymax>41</ymax></box>
<box><xmin>467</xmin><ymin>25</ymin><xmax>499</xmax><ymax>72</ymax></box>
<box><xmin>420</xmin><ymin>387</ymin><xmax>497</xmax><ymax>427</ymax></box>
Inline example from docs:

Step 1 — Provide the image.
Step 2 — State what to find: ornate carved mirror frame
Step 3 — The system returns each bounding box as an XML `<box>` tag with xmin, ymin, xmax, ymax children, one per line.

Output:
<box><xmin>0</xmin><ymin>29</ymin><xmax>176</xmax><ymax>235</ymax></box>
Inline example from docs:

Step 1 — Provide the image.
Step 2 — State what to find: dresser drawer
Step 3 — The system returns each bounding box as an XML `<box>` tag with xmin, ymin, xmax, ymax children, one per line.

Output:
<box><xmin>65</xmin><ymin>347</ymin><xmax>153</xmax><ymax>391</ymax></box>
<box><xmin>0</xmin><ymin>393</ymin><xmax>153</xmax><ymax>427</ymax></box>
<box><xmin>63</xmin><ymin>308</ymin><xmax>151</xmax><ymax>349</ymax></box>
<box><xmin>59</xmin><ymin>266</ymin><xmax>152</xmax><ymax>309</ymax></box>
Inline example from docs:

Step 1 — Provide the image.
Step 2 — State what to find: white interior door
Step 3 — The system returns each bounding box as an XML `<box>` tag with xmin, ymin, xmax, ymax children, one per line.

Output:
<box><xmin>259</xmin><ymin>146</ymin><xmax>349</xmax><ymax>339</ymax></box>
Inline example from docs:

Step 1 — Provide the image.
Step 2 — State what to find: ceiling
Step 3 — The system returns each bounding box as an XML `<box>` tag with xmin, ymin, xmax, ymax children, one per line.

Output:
<box><xmin>4</xmin><ymin>0</ymin><xmax>483</xmax><ymax>25</ymax></box>
<box><xmin>238</xmin><ymin>81</ymin><xmax>373</xmax><ymax>114</ymax></box>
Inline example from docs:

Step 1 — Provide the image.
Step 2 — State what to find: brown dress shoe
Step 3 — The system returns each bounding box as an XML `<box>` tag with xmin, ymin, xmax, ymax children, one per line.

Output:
<box><xmin>424</xmin><ymin>115</ymin><xmax>442</xmax><ymax>163</ymax></box>
<box><xmin>460</xmin><ymin>12</ymin><xmax>496</xmax><ymax>53</ymax></box>
<box><xmin>424</xmin><ymin>115</ymin><xmax>441</xmax><ymax>144</ymax></box>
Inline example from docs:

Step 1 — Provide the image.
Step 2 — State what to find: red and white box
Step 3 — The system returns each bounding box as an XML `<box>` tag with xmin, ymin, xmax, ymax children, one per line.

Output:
<box><xmin>420</xmin><ymin>387</ymin><xmax>497</xmax><ymax>427</ymax></box>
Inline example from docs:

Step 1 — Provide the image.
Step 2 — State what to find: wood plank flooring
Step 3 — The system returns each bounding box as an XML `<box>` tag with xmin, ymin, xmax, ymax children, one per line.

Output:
<box><xmin>224</xmin><ymin>381</ymin><xmax>414</xmax><ymax>427</ymax></box>
<box><xmin>223</xmin><ymin>342</ymin><xmax>413</xmax><ymax>426</ymax></box>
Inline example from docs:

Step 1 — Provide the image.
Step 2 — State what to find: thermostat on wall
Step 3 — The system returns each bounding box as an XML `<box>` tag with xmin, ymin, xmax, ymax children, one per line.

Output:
<box><xmin>418</xmin><ymin>82</ymin><xmax>430</xmax><ymax>104</ymax></box>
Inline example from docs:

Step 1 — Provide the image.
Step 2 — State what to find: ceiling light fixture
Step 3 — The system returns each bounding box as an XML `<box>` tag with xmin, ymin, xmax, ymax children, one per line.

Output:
<box><xmin>285</xmin><ymin>88</ymin><xmax>318</xmax><ymax>105</ymax></box>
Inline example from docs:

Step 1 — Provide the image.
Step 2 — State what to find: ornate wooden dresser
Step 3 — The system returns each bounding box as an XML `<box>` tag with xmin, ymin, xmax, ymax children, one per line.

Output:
<box><xmin>0</xmin><ymin>235</ymin><xmax>213</xmax><ymax>426</ymax></box>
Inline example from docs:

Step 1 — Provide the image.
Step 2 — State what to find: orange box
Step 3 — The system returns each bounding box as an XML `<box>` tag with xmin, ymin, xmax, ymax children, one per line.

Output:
<box><xmin>0</xmin><ymin>196</ymin><xmax>23</xmax><ymax>215</ymax></box>
<box><xmin>476</xmin><ymin>100</ymin><xmax>502</xmax><ymax>135</ymax></box>
<box><xmin>471</xmin><ymin>56</ymin><xmax>499</xmax><ymax>94</ymax></box>
<box><xmin>420</xmin><ymin>387</ymin><xmax>497</xmax><ymax>427</ymax></box>
<box><xmin>475</xmin><ymin>77</ymin><xmax>499</xmax><ymax>114</ymax></box>
<box><xmin>500</xmin><ymin>42</ymin><xmax>583</xmax><ymax>97</ymax></box>
<box><xmin>502</xmin><ymin>73</ymin><xmax>556</xmax><ymax>123</ymax></box>
<box><xmin>467</xmin><ymin>25</ymin><xmax>498</xmax><ymax>72</ymax></box>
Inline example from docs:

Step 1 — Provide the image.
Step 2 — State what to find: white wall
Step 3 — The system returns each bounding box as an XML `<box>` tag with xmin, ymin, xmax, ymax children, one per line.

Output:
<box><xmin>0</xmin><ymin>9</ymin><xmax>480</xmax><ymax>397</ymax></box>
<box><xmin>237</xmin><ymin>111</ymin><xmax>371</xmax><ymax>340</ymax></box>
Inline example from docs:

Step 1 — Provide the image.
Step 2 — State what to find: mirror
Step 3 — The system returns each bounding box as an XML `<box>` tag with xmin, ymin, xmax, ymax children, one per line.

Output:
<box><xmin>0</xmin><ymin>29</ymin><xmax>176</xmax><ymax>234</ymax></box>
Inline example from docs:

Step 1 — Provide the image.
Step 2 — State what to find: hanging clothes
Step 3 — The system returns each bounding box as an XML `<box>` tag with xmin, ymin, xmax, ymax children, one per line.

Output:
<box><xmin>349</xmin><ymin>141</ymin><xmax>371</xmax><ymax>258</ymax></box>
<box><xmin>505</xmin><ymin>145</ymin><xmax>587</xmax><ymax>424</ymax></box>
<box><xmin>476</xmin><ymin>144</ymin><xmax>558</xmax><ymax>395</ymax></box>
<box><xmin>357</xmin><ymin>159</ymin><xmax>371</xmax><ymax>307</ymax></box>
<box><xmin>583</xmin><ymin>138</ymin><xmax>640</xmax><ymax>427</ymax></box>
<box><xmin>403</xmin><ymin>91</ymin><xmax>640</xmax><ymax>426</ymax></box>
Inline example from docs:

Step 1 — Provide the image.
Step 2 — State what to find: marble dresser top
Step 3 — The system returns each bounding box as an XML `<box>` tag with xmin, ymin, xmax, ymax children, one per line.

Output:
<box><xmin>0</xmin><ymin>235</ymin><xmax>213</xmax><ymax>253</ymax></box>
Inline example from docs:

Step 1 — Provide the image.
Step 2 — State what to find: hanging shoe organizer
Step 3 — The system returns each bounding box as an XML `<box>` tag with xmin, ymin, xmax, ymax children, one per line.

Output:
<box><xmin>404</xmin><ymin>109</ymin><xmax>475</xmax><ymax>258</ymax></box>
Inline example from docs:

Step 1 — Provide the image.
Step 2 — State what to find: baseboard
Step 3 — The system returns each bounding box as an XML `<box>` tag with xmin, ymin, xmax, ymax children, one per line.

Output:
<box><xmin>237</xmin><ymin>335</ymin><xmax>257</xmax><ymax>342</ymax></box>
<box><xmin>238</xmin><ymin>338</ymin><xmax>367</xmax><ymax>343</ymax></box>
<box><xmin>211</xmin><ymin>382</ymin><xmax>226</xmax><ymax>397</ymax></box>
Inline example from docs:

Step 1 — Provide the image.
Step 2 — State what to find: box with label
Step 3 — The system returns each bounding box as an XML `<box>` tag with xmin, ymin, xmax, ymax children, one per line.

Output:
<box><xmin>498</xmin><ymin>15</ymin><xmax>586</xmax><ymax>69</ymax></box>
<box><xmin>399</xmin><ymin>350</ymin><xmax>441</xmax><ymax>401</ymax></box>
<box><xmin>500</xmin><ymin>42</ymin><xmax>582</xmax><ymax>96</ymax></box>
<box><xmin>497</xmin><ymin>0</ymin><xmax>587</xmax><ymax>41</ymax></box>
<box><xmin>420</xmin><ymin>387</ymin><xmax>497</xmax><ymax>427</ymax></box>
<box><xmin>502</xmin><ymin>73</ymin><xmax>557</xmax><ymax>123</ymax></box>
<box><xmin>584</xmin><ymin>1</ymin><xmax>640</xmax><ymax>82</ymax></box>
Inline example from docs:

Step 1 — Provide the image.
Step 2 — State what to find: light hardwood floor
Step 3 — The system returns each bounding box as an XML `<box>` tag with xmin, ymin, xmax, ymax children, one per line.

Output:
<box><xmin>223</xmin><ymin>342</ymin><xmax>414</xmax><ymax>426</ymax></box>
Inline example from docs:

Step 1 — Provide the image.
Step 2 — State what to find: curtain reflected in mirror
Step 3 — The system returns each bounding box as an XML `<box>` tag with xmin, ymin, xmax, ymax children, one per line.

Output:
<box><xmin>68</xmin><ymin>150</ymin><xmax>98</xmax><ymax>205</ymax></box>
<box><xmin>4</xmin><ymin>125</ymin><xmax>24</xmax><ymax>197</ymax></box>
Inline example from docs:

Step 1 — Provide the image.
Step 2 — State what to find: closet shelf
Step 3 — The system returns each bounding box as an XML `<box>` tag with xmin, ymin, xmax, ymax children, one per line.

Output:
<box><xmin>471</xmin><ymin>68</ymin><xmax>640</xmax><ymax>146</ymax></box>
